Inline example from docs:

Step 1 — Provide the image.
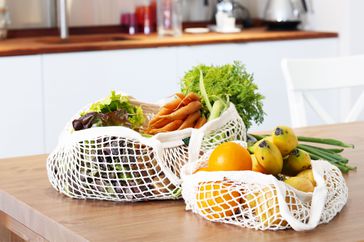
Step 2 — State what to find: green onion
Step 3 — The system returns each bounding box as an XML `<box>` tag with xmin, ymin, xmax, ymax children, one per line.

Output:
<box><xmin>298</xmin><ymin>136</ymin><xmax>354</xmax><ymax>148</ymax></box>
<box><xmin>306</xmin><ymin>152</ymin><xmax>321</xmax><ymax>160</ymax></box>
<box><xmin>298</xmin><ymin>145</ymin><xmax>355</xmax><ymax>173</ymax></box>
<box><xmin>299</xmin><ymin>144</ymin><xmax>348</xmax><ymax>163</ymax></box>
<box><xmin>298</xmin><ymin>145</ymin><xmax>340</xmax><ymax>164</ymax></box>
<box><xmin>300</xmin><ymin>144</ymin><xmax>344</xmax><ymax>154</ymax></box>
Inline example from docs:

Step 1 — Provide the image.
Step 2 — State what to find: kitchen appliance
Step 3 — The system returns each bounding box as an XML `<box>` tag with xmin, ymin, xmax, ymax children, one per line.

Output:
<box><xmin>215</xmin><ymin>0</ymin><xmax>251</xmax><ymax>28</ymax></box>
<box><xmin>215</xmin><ymin>0</ymin><xmax>235</xmax><ymax>31</ymax></box>
<box><xmin>264</xmin><ymin>0</ymin><xmax>308</xmax><ymax>30</ymax></box>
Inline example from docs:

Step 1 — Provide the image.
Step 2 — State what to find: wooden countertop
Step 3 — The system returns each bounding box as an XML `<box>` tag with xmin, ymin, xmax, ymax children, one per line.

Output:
<box><xmin>0</xmin><ymin>122</ymin><xmax>363</xmax><ymax>242</ymax></box>
<box><xmin>0</xmin><ymin>27</ymin><xmax>337</xmax><ymax>57</ymax></box>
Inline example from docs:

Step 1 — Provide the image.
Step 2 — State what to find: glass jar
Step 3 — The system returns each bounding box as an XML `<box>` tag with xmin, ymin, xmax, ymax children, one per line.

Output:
<box><xmin>157</xmin><ymin>0</ymin><xmax>182</xmax><ymax>37</ymax></box>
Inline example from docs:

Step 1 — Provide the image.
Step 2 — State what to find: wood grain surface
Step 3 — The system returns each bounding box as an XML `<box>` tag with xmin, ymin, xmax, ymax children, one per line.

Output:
<box><xmin>0</xmin><ymin>122</ymin><xmax>362</xmax><ymax>242</ymax></box>
<box><xmin>0</xmin><ymin>27</ymin><xmax>337</xmax><ymax>57</ymax></box>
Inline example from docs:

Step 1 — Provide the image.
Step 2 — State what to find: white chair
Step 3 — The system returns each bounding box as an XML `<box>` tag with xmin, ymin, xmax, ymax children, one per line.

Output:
<box><xmin>282</xmin><ymin>55</ymin><xmax>364</xmax><ymax>127</ymax></box>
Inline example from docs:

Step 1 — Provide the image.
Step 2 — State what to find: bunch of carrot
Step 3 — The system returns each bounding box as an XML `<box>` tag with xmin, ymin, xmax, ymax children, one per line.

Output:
<box><xmin>145</xmin><ymin>93</ymin><xmax>206</xmax><ymax>135</ymax></box>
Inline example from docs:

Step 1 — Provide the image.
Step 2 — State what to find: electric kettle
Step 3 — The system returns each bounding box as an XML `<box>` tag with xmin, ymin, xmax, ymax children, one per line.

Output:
<box><xmin>264</xmin><ymin>0</ymin><xmax>308</xmax><ymax>30</ymax></box>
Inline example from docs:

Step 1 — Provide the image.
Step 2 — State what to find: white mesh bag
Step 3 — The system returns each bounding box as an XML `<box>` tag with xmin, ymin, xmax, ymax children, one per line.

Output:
<box><xmin>47</xmin><ymin>97</ymin><xmax>247</xmax><ymax>202</ymax></box>
<box><xmin>181</xmin><ymin>144</ymin><xmax>348</xmax><ymax>231</ymax></box>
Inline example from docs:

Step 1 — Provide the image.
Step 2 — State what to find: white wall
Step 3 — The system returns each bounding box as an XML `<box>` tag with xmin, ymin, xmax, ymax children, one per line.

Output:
<box><xmin>68</xmin><ymin>0</ymin><xmax>132</xmax><ymax>26</ymax></box>
<box><xmin>7</xmin><ymin>0</ymin><xmax>56</xmax><ymax>29</ymax></box>
<box><xmin>306</xmin><ymin>0</ymin><xmax>364</xmax><ymax>56</ymax></box>
<box><xmin>347</xmin><ymin>1</ymin><xmax>364</xmax><ymax>55</ymax></box>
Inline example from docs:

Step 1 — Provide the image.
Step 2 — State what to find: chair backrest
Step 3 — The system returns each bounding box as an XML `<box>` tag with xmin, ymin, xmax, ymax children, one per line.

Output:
<box><xmin>282</xmin><ymin>55</ymin><xmax>364</xmax><ymax>127</ymax></box>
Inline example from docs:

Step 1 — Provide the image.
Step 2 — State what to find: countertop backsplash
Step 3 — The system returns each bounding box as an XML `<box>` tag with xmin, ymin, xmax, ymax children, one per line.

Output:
<box><xmin>6</xmin><ymin>0</ymin><xmax>265</xmax><ymax>29</ymax></box>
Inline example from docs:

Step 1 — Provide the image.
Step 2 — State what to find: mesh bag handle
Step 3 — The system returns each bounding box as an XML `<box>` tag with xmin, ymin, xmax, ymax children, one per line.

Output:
<box><xmin>188</xmin><ymin>103</ymin><xmax>247</xmax><ymax>163</ymax></box>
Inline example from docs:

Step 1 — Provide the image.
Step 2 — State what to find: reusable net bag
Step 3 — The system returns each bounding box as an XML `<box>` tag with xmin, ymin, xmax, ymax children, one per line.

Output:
<box><xmin>47</xmin><ymin>97</ymin><xmax>247</xmax><ymax>202</ymax></box>
<box><xmin>181</xmin><ymin>144</ymin><xmax>348</xmax><ymax>231</ymax></box>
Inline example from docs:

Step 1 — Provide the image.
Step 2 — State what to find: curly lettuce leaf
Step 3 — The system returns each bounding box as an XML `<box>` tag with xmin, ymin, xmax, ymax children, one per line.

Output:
<box><xmin>76</xmin><ymin>91</ymin><xmax>145</xmax><ymax>131</ymax></box>
<box><xmin>181</xmin><ymin>61</ymin><xmax>265</xmax><ymax>129</ymax></box>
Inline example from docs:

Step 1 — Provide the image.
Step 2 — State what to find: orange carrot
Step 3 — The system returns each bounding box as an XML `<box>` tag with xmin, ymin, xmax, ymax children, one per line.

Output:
<box><xmin>178</xmin><ymin>111</ymin><xmax>201</xmax><ymax>130</ymax></box>
<box><xmin>175</xmin><ymin>93</ymin><xmax>186</xmax><ymax>100</ymax></box>
<box><xmin>148</xmin><ymin>120</ymin><xmax>183</xmax><ymax>135</ymax></box>
<box><xmin>149</xmin><ymin>108</ymin><xmax>173</xmax><ymax>126</ymax></box>
<box><xmin>194</xmin><ymin>116</ymin><xmax>207</xmax><ymax>129</ymax></box>
<box><xmin>185</xmin><ymin>92</ymin><xmax>200</xmax><ymax>102</ymax></box>
<box><xmin>156</xmin><ymin>107</ymin><xmax>173</xmax><ymax>116</ymax></box>
<box><xmin>149</xmin><ymin>118</ymin><xmax>170</xmax><ymax>129</ymax></box>
<box><xmin>160</xmin><ymin>101</ymin><xmax>202</xmax><ymax>121</ymax></box>
<box><xmin>176</xmin><ymin>92</ymin><xmax>200</xmax><ymax>106</ymax></box>
<box><xmin>164</xmin><ymin>97</ymin><xmax>183</xmax><ymax>110</ymax></box>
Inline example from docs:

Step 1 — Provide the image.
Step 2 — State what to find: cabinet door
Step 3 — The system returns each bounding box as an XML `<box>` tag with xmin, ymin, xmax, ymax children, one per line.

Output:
<box><xmin>176</xmin><ymin>38</ymin><xmax>338</xmax><ymax>131</ymax></box>
<box><xmin>43</xmin><ymin>47</ymin><xmax>178</xmax><ymax>152</ymax></box>
<box><xmin>0</xmin><ymin>56</ymin><xmax>44</xmax><ymax>158</ymax></box>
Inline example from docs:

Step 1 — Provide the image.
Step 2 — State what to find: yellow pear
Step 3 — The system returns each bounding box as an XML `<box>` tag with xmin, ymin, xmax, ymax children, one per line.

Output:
<box><xmin>251</xmin><ymin>155</ymin><xmax>266</xmax><ymax>173</ymax></box>
<box><xmin>282</xmin><ymin>149</ymin><xmax>311</xmax><ymax>176</ymax></box>
<box><xmin>284</xmin><ymin>177</ymin><xmax>314</xmax><ymax>193</ymax></box>
<box><xmin>297</xmin><ymin>169</ymin><xmax>316</xmax><ymax>187</ymax></box>
<box><xmin>254</xmin><ymin>140</ymin><xmax>283</xmax><ymax>175</ymax></box>
<box><xmin>250</xmin><ymin>186</ymin><xmax>288</xmax><ymax>227</ymax></box>
<box><xmin>272</xmin><ymin>126</ymin><xmax>298</xmax><ymax>156</ymax></box>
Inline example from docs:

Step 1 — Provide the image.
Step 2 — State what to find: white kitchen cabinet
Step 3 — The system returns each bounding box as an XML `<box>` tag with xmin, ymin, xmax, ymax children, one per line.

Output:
<box><xmin>176</xmin><ymin>38</ymin><xmax>339</xmax><ymax>131</ymax></box>
<box><xmin>0</xmin><ymin>55</ymin><xmax>44</xmax><ymax>158</ymax></box>
<box><xmin>43</xmin><ymin>47</ymin><xmax>179</xmax><ymax>152</ymax></box>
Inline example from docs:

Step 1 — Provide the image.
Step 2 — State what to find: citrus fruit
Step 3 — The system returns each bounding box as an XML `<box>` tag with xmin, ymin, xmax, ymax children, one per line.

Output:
<box><xmin>193</xmin><ymin>167</ymin><xmax>210</xmax><ymax>174</ymax></box>
<box><xmin>208</xmin><ymin>142</ymin><xmax>252</xmax><ymax>171</ymax></box>
<box><xmin>196</xmin><ymin>181</ymin><xmax>241</xmax><ymax>219</ymax></box>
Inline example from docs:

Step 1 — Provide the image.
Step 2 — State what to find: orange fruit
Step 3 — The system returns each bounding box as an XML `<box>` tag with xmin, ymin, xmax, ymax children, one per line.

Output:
<box><xmin>208</xmin><ymin>142</ymin><xmax>252</xmax><ymax>171</ymax></box>
<box><xmin>196</xmin><ymin>181</ymin><xmax>241</xmax><ymax>220</ymax></box>
<box><xmin>193</xmin><ymin>167</ymin><xmax>210</xmax><ymax>174</ymax></box>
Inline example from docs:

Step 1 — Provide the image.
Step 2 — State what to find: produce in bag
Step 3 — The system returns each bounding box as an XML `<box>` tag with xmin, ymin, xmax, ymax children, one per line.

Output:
<box><xmin>182</xmin><ymin>144</ymin><xmax>349</xmax><ymax>231</ymax></box>
<box><xmin>47</xmin><ymin>90</ymin><xmax>247</xmax><ymax>201</ymax></box>
<box><xmin>182</xmin><ymin>126</ymin><xmax>352</xmax><ymax>230</ymax></box>
<box><xmin>48</xmin><ymin>61</ymin><xmax>266</xmax><ymax>202</ymax></box>
<box><xmin>47</xmin><ymin>91</ymin><xmax>184</xmax><ymax>201</ymax></box>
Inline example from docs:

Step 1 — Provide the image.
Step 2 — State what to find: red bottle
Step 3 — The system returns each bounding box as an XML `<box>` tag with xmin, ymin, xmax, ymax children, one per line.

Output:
<box><xmin>135</xmin><ymin>0</ymin><xmax>157</xmax><ymax>34</ymax></box>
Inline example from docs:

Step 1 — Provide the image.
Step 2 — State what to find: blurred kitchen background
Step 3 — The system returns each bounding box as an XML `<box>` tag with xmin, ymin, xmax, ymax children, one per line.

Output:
<box><xmin>5</xmin><ymin>0</ymin><xmax>364</xmax><ymax>55</ymax></box>
<box><xmin>1</xmin><ymin>0</ymin><xmax>364</xmax><ymax>158</ymax></box>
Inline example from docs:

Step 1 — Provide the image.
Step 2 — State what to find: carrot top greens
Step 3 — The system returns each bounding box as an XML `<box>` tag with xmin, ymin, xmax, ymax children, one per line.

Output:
<box><xmin>181</xmin><ymin>61</ymin><xmax>265</xmax><ymax>129</ymax></box>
